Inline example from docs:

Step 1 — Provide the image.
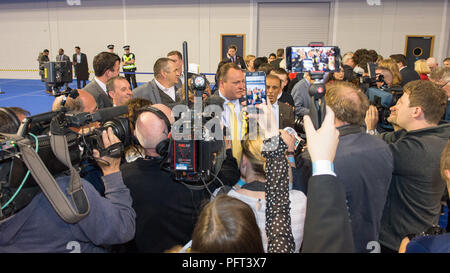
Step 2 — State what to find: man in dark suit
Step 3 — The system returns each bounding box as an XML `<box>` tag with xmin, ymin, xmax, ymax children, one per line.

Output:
<box><xmin>73</xmin><ymin>46</ymin><xmax>89</xmax><ymax>89</ymax></box>
<box><xmin>133</xmin><ymin>57</ymin><xmax>182</xmax><ymax>107</ymax></box>
<box><xmin>56</xmin><ymin>48</ymin><xmax>71</xmax><ymax>89</ymax></box>
<box><xmin>56</xmin><ymin>48</ymin><xmax>70</xmax><ymax>63</ymax></box>
<box><xmin>325</xmin><ymin>81</ymin><xmax>393</xmax><ymax>252</ymax></box>
<box><xmin>84</xmin><ymin>52</ymin><xmax>120</xmax><ymax>109</ymax></box>
<box><xmin>300</xmin><ymin>106</ymin><xmax>354</xmax><ymax>253</ymax></box>
<box><xmin>266</xmin><ymin>74</ymin><xmax>295</xmax><ymax>129</ymax></box>
<box><xmin>390</xmin><ymin>54</ymin><xmax>420</xmax><ymax>86</ymax></box>
<box><xmin>222</xmin><ymin>44</ymin><xmax>247</xmax><ymax>70</ymax></box>
<box><xmin>167</xmin><ymin>50</ymin><xmax>194</xmax><ymax>90</ymax></box>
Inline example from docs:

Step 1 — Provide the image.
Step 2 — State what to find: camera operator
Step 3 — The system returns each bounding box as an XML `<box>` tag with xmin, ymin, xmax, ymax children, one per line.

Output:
<box><xmin>0</xmin><ymin>126</ymin><xmax>136</xmax><ymax>253</ymax></box>
<box><xmin>375</xmin><ymin>67</ymin><xmax>393</xmax><ymax>89</ymax></box>
<box><xmin>119</xmin><ymin>104</ymin><xmax>211</xmax><ymax>252</ymax></box>
<box><xmin>51</xmin><ymin>90</ymin><xmax>106</xmax><ymax>195</ymax></box>
<box><xmin>38</xmin><ymin>49</ymin><xmax>51</xmax><ymax>93</ymax></box>
<box><xmin>364</xmin><ymin>66</ymin><xmax>405</xmax><ymax>134</ymax></box>
<box><xmin>365</xmin><ymin>80</ymin><xmax>450</xmax><ymax>252</ymax></box>
<box><xmin>52</xmin><ymin>89</ymin><xmax>98</xmax><ymax>114</ymax></box>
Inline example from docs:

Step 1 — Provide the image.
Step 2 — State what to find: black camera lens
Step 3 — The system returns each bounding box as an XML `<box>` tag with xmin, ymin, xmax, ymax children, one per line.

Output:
<box><xmin>102</xmin><ymin>117</ymin><xmax>131</xmax><ymax>146</ymax></box>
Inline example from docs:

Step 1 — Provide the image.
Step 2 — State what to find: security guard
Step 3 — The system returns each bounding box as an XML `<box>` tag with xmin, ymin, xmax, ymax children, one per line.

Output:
<box><xmin>121</xmin><ymin>45</ymin><xmax>137</xmax><ymax>89</ymax></box>
<box><xmin>107</xmin><ymin>44</ymin><xmax>114</xmax><ymax>53</ymax></box>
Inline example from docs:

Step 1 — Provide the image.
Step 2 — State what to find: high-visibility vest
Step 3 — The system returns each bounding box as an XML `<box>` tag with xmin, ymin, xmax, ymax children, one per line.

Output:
<box><xmin>122</xmin><ymin>54</ymin><xmax>136</xmax><ymax>70</ymax></box>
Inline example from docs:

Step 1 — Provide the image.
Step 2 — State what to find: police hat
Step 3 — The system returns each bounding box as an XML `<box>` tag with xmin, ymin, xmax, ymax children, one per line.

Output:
<box><xmin>123</xmin><ymin>45</ymin><xmax>130</xmax><ymax>50</ymax></box>
<box><xmin>107</xmin><ymin>44</ymin><xmax>114</xmax><ymax>49</ymax></box>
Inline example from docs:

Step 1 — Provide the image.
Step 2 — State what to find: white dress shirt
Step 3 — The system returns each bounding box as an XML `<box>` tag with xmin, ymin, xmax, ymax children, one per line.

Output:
<box><xmin>94</xmin><ymin>77</ymin><xmax>107</xmax><ymax>93</ymax></box>
<box><xmin>218</xmin><ymin>90</ymin><xmax>243</xmax><ymax>138</ymax></box>
<box><xmin>76</xmin><ymin>54</ymin><xmax>81</xmax><ymax>64</ymax></box>
<box><xmin>155</xmin><ymin>79</ymin><xmax>176</xmax><ymax>101</ymax></box>
<box><xmin>272</xmin><ymin>101</ymin><xmax>280</xmax><ymax>129</ymax></box>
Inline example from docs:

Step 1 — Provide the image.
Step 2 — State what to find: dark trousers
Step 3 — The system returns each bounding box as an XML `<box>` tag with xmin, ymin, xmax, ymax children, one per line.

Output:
<box><xmin>124</xmin><ymin>69</ymin><xmax>137</xmax><ymax>89</ymax></box>
<box><xmin>77</xmin><ymin>79</ymin><xmax>87</xmax><ymax>89</ymax></box>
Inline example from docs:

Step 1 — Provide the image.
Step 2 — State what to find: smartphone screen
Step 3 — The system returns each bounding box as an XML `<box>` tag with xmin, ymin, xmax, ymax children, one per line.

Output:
<box><xmin>245</xmin><ymin>71</ymin><xmax>266</xmax><ymax>106</ymax></box>
<box><xmin>286</xmin><ymin>46</ymin><xmax>340</xmax><ymax>73</ymax></box>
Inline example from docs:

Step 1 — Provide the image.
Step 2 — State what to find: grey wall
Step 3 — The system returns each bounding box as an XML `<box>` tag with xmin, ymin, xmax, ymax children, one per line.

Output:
<box><xmin>0</xmin><ymin>0</ymin><xmax>448</xmax><ymax>80</ymax></box>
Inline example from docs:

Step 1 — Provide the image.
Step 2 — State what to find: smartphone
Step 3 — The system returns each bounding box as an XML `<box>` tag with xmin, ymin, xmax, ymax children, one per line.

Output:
<box><xmin>245</xmin><ymin>71</ymin><xmax>267</xmax><ymax>106</ymax></box>
<box><xmin>367</xmin><ymin>62</ymin><xmax>378</xmax><ymax>79</ymax></box>
<box><xmin>286</xmin><ymin>46</ymin><xmax>340</xmax><ymax>73</ymax></box>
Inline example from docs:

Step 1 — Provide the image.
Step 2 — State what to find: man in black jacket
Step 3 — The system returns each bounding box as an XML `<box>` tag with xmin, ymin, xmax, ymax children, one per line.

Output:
<box><xmin>324</xmin><ymin>81</ymin><xmax>393</xmax><ymax>252</ymax></box>
<box><xmin>342</xmin><ymin>52</ymin><xmax>355</xmax><ymax>82</ymax></box>
<box><xmin>301</xmin><ymin>106</ymin><xmax>354</xmax><ymax>253</ymax></box>
<box><xmin>390</xmin><ymin>54</ymin><xmax>420</xmax><ymax>86</ymax></box>
<box><xmin>73</xmin><ymin>46</ymin><xmax>89</xmax><ymax>89</ymax></box>
<box><xmin>120</xmin><ymin>104</ymin><xmax>238</xmax><ymax>252</ymax></box>
<box><xmin>376</xmin><ymin>80</ymin><xmax>450</xmax><ymax>252</ymax></box>
<box><xmin>222</xmin><ymin>44</ymin><xmax>247</xmax><ymax>70</ymax></box>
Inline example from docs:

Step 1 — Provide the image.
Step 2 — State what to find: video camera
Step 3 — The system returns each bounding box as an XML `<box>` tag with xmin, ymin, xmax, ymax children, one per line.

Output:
<box><xmin>40</xmin><ymin>61</ymin><xmax>73</xmax><ymax>94</ymax></box>
<box><xmin>165</xmin><ymin>72</ymin><xmax>224</xmax><ymax>185</ymax></box>
<box><xmin>0</xmin><ymin>103</ymin><xmax>131</xmax><ymax>220</ymax></box>
<box><xmin>366</xmin><ymin>85</ymin><xmax>403</xmax><ymax>131</ymax></box>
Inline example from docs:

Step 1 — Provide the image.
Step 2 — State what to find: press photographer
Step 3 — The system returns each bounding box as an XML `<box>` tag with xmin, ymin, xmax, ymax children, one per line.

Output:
<box><xmin>365</xmin><ymin>66</ymin><xmax>404</xmax><ymax>133</ymax></box>
<box><xmin>119</xmin><ymin>101</ymin><xmax>238</xmax><ymax>252</ymax></box>
<box><xmin>0</xmin><ymin>110</ymin><xmax>136</xmax><ymax>252</ymax></box>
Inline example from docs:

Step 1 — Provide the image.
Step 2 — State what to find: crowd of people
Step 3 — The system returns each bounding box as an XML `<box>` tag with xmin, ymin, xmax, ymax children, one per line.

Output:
<box><xmin>1</xmin><ymin>44</ymin><xmax>450</xmax><ymax>253</ymax></box>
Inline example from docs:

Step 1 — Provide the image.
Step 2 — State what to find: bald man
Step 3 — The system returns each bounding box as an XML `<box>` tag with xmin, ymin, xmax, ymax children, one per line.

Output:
<box><xmin>134</xmin><ymin>110</ymin><xmax>169</xmax><ymax>157</ymax></box>
<box><xmin>120</xmin><ymin>104</ymin><xmax>210</xmax><ymax>252</ymax></box>
<box><xmin>426</xmin><ymin>57</ymin><xmax>439</xmax><ymax>72</ymax></box>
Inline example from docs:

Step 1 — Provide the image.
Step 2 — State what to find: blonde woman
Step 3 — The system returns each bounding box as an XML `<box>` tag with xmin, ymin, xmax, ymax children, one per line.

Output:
<box><xmin>244</xmin><ymin>54</ymin><xmax>256</xmax><ymax>72</ymax></box>
<box><xmin>378</xmin><ymin>59</ymin><xmax>403</xmax><ymax>86</ymax></box>
<box><xmin>414</xmin><ymin>59</ymin><xmax>431</xmax><ymax>80</ymax></box>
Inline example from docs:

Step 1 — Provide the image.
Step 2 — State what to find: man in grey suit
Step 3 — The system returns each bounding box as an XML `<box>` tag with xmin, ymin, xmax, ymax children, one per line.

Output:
<box><xmin>133</xmin><ymin>57</ymin><xmax>181</xmax><ymax>107</ymax></box>
<box><xmin>167</xmin><ymin>50</ymin><xmax>193</xmax><ymax>90</ymax></box>
<box><xmin>56</xmin><ymin>48</ymin><xmax>71</xmax><ymax>89</ymax></box>
<box><xmin>84</xmin><ymin>52</ymin><xmax>120</xmax><ymax>109</ymax></box>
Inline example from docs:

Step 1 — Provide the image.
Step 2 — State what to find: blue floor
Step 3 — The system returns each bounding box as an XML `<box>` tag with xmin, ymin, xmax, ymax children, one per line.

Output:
<box><xmin>0</xmin><ymin>78</ymin><xmax>148</xmax><ymax>115</ymax></box>
<box><xmin>440</xmin><ymin>205</ymin><xmax>448</xmax><ymax>230</ymax></box>
<box><xmin>0</xmin><ymin>79</ymin><xmax>67</xmax><ymax>115</ymax></box>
